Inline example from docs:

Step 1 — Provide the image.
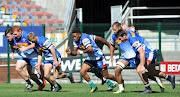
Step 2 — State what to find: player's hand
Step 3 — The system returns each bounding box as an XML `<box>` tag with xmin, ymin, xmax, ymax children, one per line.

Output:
<box><xmin>137</xmin><ymin>64</ymin><xmax>146</xmax><ymax>74</ymax></box>
<box><xmin>19</xmin><ymin>46</ymin><xmax>27</xmax><ymax>52</ymax></box>
<box><xmin>11</xmin><ymin>53</ymin><xmax>14</xmax><ymax>59</ymax></box>
<box><xmin>121</xmin><ymin>22</ymin><xmax>127</xmax><ymax>30</ymax></box>
<box><xmin>66</xmin><ymin>47</ymin><xmax>71</xmax><ymax>54</ymax></box>
<box><xmin>76</xmin><ymin>50</ymin><xmax>81</xmax><ymax>55</ymax></box>
<box><xmin>53</xmin><ymin>60</ymin><xmax>59</xmax><ymax>67</ymax></box>
<box><xmin>114</xmin><ymin>47</ymin><xmax>118</xmax><ymax>50</ymax></box>
<box><xmin>35</xmin><ymin>63</ymin><xmax>41</xmax><ymax>68</ymax></box>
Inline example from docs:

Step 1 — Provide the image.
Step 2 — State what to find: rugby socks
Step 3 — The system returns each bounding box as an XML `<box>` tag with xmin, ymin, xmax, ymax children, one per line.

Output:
<box><xmin>26</xmin><ymin>79</ymin><xmax>32</xmax><ymax>85</ymax></box>
<box><xmin>37</xmin><ymin>80</ymin><xmax>43</xmax><ymax>86</ymax></box>
<box><xmin>88</xmin><ymin>80</ymin><xmax>96</xmax><ymax>88</ymax></box>
<box><xmin>106</xmin><ymin>79</ymin><xmax>114</xmax><ymax>87</ymax></box>
<box><xmin>67</xmin><ymin>73</ymin><xmax>71</xmax><ymax>78</ymax></box>
<box><xmin>155</xmin><ymin>77</ymin><xmax>161</xmax><ymax>84</ymax></box>
<box><xmin>54</xmin><ymin>83</ymin><xmax>60</xmax><ymax>88</ymax></box>
<box><xmin>118</xmin><ymin>84</ymin><xmax>124</xmax><ymax>90</ymax></box>
<box><xmin>144</xmin><ymin>83</ymin><xmax>151</xmax><ymax>90</ymax></box>
<box><xmin>165</xmin><ymin>75</ymin><xmax>172</xmax><ymax>81</ymax></box>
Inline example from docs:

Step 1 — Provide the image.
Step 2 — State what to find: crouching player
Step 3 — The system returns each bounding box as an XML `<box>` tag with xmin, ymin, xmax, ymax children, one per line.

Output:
<box><xmin>6</xmin><ymin>26</ymin><xmax>46</xmax><ymax>91</ymax></box>
<box><xmin>116</xmin><ymin>29</ymin><xmax>175</xmax><ymax>94</ymax></box>
<box><xmin>66</xmin><ymin>28</ymin><xmax>117</xmax><ymax>92</ymax></box>
<box><xmin>26</xmin><ymin>32</ymin><xmax>74</xmax><ymax>92</ymax></box>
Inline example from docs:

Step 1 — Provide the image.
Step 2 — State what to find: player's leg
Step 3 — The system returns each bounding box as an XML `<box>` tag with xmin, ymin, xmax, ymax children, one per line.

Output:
<box><xmin>80</xmin><ymin>61</ymin><xmax>97</xmax><ymax>92</ymax></box>
<box><xmin>114</xmin><ymin>59</ymin><xmax>129</xmax><ymax>93</ymax></box>
<box><xmin>16</xmin><ymin>59</ymin><xmax>34</xmax><ymax>91</ymax></box>
<box><xmin>145</xmin><ymin>72</ymin><xmax>165</xmax><ymax>92</ymax></box>
<box><xmin>53</xmin><ymin>66</ymin><xmax>75</xmax><ymax>83</ymax></box>
<box><xmin>146</xmin><ymin>50</ymin><xmax>175</xmax><ymax>89</ymax></box>
<box><xmin>90</xmin><ymin>67</ymin><xmax>106</xmax><ymax>85</ymax></box>
<box><xmin>30</xmin><ymin>59</ymin><xmax>46</xmax><ymax>91</ymax></box>
<box><xmin>135</xmin><ymin>57</ymin><xmax>152</xmax><ymax>94</ymax></box>
<box><xmin>44</xmin><ymin>63</ymin><xmax>62</xmax><ymax>92</ymax></box>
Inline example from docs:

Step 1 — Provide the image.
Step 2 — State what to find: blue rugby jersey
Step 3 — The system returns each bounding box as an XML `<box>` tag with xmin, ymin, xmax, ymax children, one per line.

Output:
<box><xmin>14</xmin><ymin>31</ymin><xmax>38</xmax><ymax>59</ymax></box>
<box><xmin>73</xmin><ymin>33</ymin><xmax>103</xmax><ymax>60</ymax></box>
<box><xmin>126</xmin><ymin>30</ymin><xmax>154</xmax><ymax>53</ymax></box>
<box><xmin>110</xmin><ymin>33</ymin><xmax>136</xmax><ymax>59</ymax></box>
<box><xmin>36</xmin><ymin>36</ymin><xmax>61</xmax><ymax>60</ymax></box>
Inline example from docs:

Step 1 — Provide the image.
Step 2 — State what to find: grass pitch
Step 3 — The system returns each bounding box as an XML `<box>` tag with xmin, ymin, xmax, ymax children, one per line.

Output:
<box><xmin>0</xmin><ymin>83</ymin><xmax>179</xmax><ymax>97</ymax></box>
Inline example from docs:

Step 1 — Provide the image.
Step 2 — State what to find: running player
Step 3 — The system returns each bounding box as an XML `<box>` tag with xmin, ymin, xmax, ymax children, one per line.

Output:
<box><xmin>111</xmin><ymin>22</ymin><xmax>165</xmax><ymax>94</ymax></box>
<box><xmin>5</xmin><ymin>27</ymin><xmax>46</xmax><ymax>91</ymax></box>
<box><xmin>116</xmin><ymin>29</ymin><xmax>176</xmax><ymax>94</ymax></box>
<box><xmin>66</xmin><ymin>28</ymin><xmax>116</xmax><ymax>92</ymax></box>
<box><xmin>26</xmin><ymin>32</ymin><xmax>75</xmax><ymax>92</ymax></box>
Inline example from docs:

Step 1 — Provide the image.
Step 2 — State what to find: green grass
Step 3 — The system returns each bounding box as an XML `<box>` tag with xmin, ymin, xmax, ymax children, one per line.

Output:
<box><xmin>0</xmin><ymin>83</ymin><xmax>179</xmax><ymax>97</ymax></box>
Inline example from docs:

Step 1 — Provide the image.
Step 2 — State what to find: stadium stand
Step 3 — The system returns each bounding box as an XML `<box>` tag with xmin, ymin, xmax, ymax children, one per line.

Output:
<box><xmin>1</xmin><ymin>0</ymin><xmax>65</xmax><ymax>33</ymax></box>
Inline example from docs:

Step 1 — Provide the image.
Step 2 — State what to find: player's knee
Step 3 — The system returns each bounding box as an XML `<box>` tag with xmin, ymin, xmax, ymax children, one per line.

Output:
<box><xmin>44</xmin><ymin>73</ymin><xmax>50</xmax><ymax>79</ymax></box>
<box><xmin>115</xmin><ymin>66</ymin><xmax>122</xmax><ymax>73</ymax></box>
<box><xmin>103</xmin><ymin>74</ymin><xmax>109</xmax><ymax>79</ymax></box>
<box><xmin>53</xmin><ymin>74</ymin><xmax>59</xmax><ymax>79</ymax></box>
<box><xmin>15</xmin><ymin>66</ymin><xmax>21</xmax><ymax>72</ymax></box>
<box><xmin>80</xmin><ymin>70</ymin><xmax>86</xmax><ymax>76</ymax></box>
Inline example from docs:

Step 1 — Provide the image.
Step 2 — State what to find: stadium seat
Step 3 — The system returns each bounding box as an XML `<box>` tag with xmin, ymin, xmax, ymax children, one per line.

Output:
<box><xmin>4</xmin><ymin>0</ymin><xmax>14</xmax><ymax>1</ymax></box>
<box><xmin>44</xmin><ymin>12</ymin><xmax>53</xmax><ymax>16</ymax></box>
<box><xmin>55</xmin><ymin>19</ymin><xmax>64</xmax><ymax>23</ymax></box>
<box><xmin>2</xmin><ymin>5</ymin><xmax>17</xmax><ymax>8</ymax></box>
<box><xmin>23</xmin><ymin>0</ymin><xmax>31</xmax><ymax>2</ymax></box>
<box><xmin>31</xmin><ymin>5</ymin><xmax>42</xmax><ymax>9</ymax></box>
<box><xmin>14</xmin><ymin>0</ymin><xmax>23</xmax><ymax>2</ymax></box>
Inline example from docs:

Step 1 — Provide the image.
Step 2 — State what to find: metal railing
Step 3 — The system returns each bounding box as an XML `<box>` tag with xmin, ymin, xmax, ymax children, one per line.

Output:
<box><xmin>10</xmin><ymin>2</ymin><xmax>33</xmax><ymax>26</ymax></box>
<box><xmin>130</xmin><ymin>7</ymin><xmax>180</xmax><ymax>25</ymax></box>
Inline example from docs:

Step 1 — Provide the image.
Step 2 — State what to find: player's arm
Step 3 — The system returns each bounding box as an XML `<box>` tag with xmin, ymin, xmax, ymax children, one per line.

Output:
<box><xmin>80</xmin><ymin>45</ymin><xmax>93</xmax><ymax>54</ymax></box>
<box><xmin>36</xmin><ymin>50</ymin><xmax>43</xmax><ymax>67</ymax></box>
<box><xmin>10</xmin><ymin>44</ymin><xmax>15</xmax><ymax>59</ymax></box>
<box><xmin>50</xmin><ymin>46</ymin><xmax>58</xmax><ymax>66</ymax></box>
<box><xmin>66</xmin><ymin>47</ymin><xmax>79</xmax><ymax>56</ymax></box>
<box><xmin>132</xmin><ymin>40</ymin><xmax>146</xmax><ymax>74</ymax></box>
<box><xmin>19</xmin><ymin>43</ymin><xmax>35</xmax><ymax>52</ymax></box>
<box><xmin>109</xmin><ymin>36</ymin><xmax>116</xmax><ymax>65</ymax></box>
<box><xmin>95</xmin><ymin>35</ymin><xmax>110</xmax><ymax>48</ymax></box>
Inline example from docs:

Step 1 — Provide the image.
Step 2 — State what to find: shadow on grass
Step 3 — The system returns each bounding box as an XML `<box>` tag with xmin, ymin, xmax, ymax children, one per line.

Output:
<box><xmin>26</xmin><ymin>89</ymin><xmax>69</xmax><ymax>92</ymax></box>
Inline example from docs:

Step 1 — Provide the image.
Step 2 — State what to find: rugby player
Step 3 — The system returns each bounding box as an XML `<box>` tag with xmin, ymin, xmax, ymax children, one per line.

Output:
<box><xmin>66</xmin><ymin>28</ymin><xmax>116</xmax><ymax>92</ymax></box>
<box><xmin>5</xmin><ymin>27</ymin><xmax>46</xmax><ymax>91</ymax></box>
<box><xmin>116</xmin><ymin>29</ymin><xmax>175</xmax><ymax>94</ymax></box>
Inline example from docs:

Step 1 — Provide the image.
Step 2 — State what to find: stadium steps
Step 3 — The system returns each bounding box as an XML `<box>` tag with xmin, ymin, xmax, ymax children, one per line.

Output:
<box><xmin>1</xmin><ymin>0</ymin><xmax>34</xmax><ymax>5</ymax></box>
<box><xmin>1</xmin><ymin>0</ymin><xmax>65</xmax><ymax>33</ymax></box>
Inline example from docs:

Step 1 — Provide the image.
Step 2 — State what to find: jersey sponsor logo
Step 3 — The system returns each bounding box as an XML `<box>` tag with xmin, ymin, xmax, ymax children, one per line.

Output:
<box><xmin>38</xmin><ymin>47</ymin><xmax>47</xmax><ymax>51</ymax></box>
<box><xmin>79</xmin><ymin>45</ymin><xmax>85</xmax><ymax>50</ymax></box>
<box><xmin>115</xmin><ymin>40</ymin><xmax>121</xmax><ymax>44</ymax></box>
<box><xmin>43</xmin><ymin>39</ymin><xmax>51</xmax><ymax>47</ymax></box>
<box><xmin>22</xmin><ymin>38</ymin><xmax>26</xmax><ymax>42</ymax></box>
<box><xmin>17</xmin><ymin>43</ymin><xmax>28</xmax><ymax>47</ymax></box>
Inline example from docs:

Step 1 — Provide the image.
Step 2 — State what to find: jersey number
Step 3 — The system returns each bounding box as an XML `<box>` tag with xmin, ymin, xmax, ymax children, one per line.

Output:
<box><xmin>130</xmin><ymin>32</ymin><xmax>136</xmax><ymax>37</ymax></box>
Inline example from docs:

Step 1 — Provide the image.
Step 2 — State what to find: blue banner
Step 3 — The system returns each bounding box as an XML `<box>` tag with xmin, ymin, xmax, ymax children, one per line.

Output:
<box><xmin>0</xmin><ymin>26</ymin><xmax>43</xmax><ymax>53</ymax></box>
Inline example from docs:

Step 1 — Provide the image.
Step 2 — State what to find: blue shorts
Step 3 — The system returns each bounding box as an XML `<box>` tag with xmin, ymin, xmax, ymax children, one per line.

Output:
<box><xmin>136</xmin><ymin>50</ymin><xmax>157</xmax><ymax>66</ymax></box>
<box><xmin>119</xmin><ymin>55</ymin><xmax>136</xmax><ymax>67</ymax></box>
<box><xmin>44</xmin><ymin>57</ymin><xmax>61</xmax><ymax>66</ymax></box>
<box><xmin>18</xmin><ymin>57</ymin><xmax>38</xmax><ymax>67</ymax></box>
